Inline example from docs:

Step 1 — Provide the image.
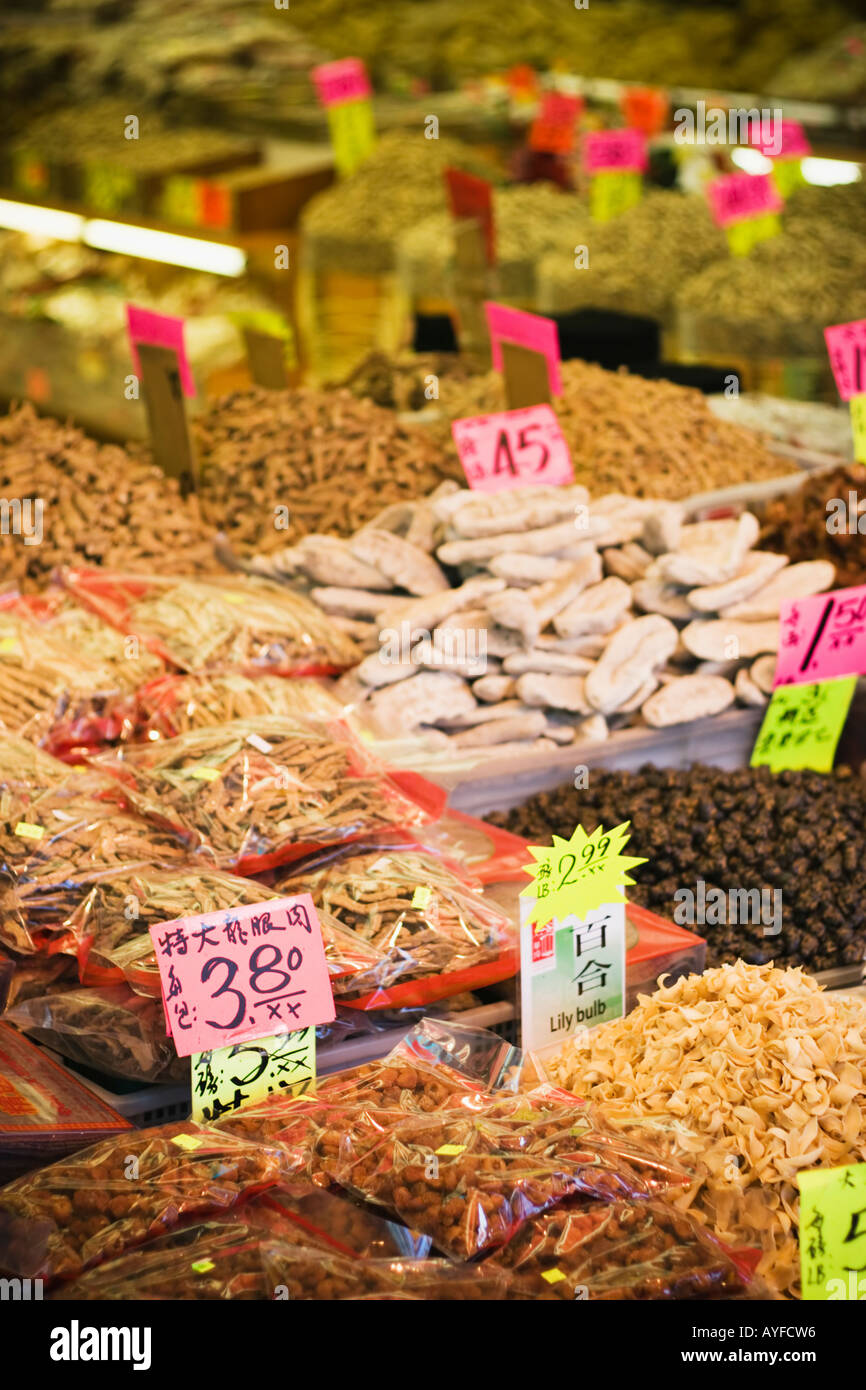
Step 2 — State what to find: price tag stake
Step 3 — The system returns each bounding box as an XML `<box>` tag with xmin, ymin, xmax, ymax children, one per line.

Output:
<box><xmin>137</xmin><ymin>344</ymin><xmax>197</xmax><ymax>495</ymax></box>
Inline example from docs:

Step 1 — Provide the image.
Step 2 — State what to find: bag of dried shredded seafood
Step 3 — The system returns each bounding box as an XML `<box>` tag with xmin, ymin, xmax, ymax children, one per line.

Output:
<box><xmin>62</xmin><ymin>864</ymin><xmax>387</xmax><ymax>997</ymax></box>
<box><xmin>133</xmin><ymin>671</ymin><xmax>345</xmax><ymax>741</ymax></box>
<box><xmin>0</xmin><ymin>590</ymin><xmax>161</xmax><ymax>755</ymax></box>
<box><xmin>90</xmin><ymin>717</ymin><xmax>442</xmax><ymax>874</ymax></box>
<box><xmin>274</xmin><ymin>841</ymin><xmax>518</xmax><ymax>1009</ymax></box>
<box><xmin>62</xmin><ymin>568</ymin><xmax>360</xmax><ymax>676</ymax></box>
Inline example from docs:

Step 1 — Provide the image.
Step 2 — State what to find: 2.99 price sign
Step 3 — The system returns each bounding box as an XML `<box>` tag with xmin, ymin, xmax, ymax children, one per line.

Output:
<box><xmin>452</xmin><ymin>403</ymin><xmax>574</xmax><ymax>492</ymax></box>
<box><xmin>150</xmin><ymin>893</ymin><xmax>335</xmax><ymax>1057</ymax></box>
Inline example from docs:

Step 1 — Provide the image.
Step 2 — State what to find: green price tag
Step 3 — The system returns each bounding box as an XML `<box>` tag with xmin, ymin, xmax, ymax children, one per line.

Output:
<box><xmin>327</xmin><ymin>98</ymin><xmax>376</xmax><ymax>178</ymax></box>
<box><xmin>850</xmin><ymin>394</ymin><xmax>866</xmax><ymax>463</ymax></box>
<box><xmin>589</xmin><ymin>170</ymin><xmax>643</xmax><ymax>222</ymax></box>
<box><xmin>750</xmin><ymin>677</ymin><xmax>856</xmax><ymax>773</ymax></box>
<box><xmin>799</xmin><ymin>1163</ymin><xmax>866</xmax><ymax>1300</ymax></box>
<box><xmin>521</xmin><ymin>821</ymin><xmax>646</xmax><ymax>926</ymax></box>
<box><xmin>725</xmin><ymin>212</ymin><xmax>782</xmax><ymax>257</ymax></box>
<box><xmin>772</xmin><ymin>157</ymin><xmax>806</xmax><ymax>200</ymax></box>
<box><xmin>191</xmin><ymin>1027</ymin><xmax>315</xmax><ymax>1122</ymax></box>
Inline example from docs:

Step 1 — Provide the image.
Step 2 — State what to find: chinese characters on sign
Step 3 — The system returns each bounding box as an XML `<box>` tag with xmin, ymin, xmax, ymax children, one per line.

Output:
<box><xmin>519</xmin><ymin>821</ymin><xmax>641</xmax><ymax>1052</ymax></box>
<box><xmin>750</xmin><ymin>677</ymin><xmax>856</xmax><ymax>774</ymax></box>
<box><xmin>191</xmin><ymin>1027</ymin><xmax>315</xmax><ymax>1123</ymax></box>
<box><xmin>583</xmin><ymin>130</ymin><xmax>647</xmax><ymax>224</ymax></box>
<box><xmin>149</xmin><ymin>894</ymin><xmax>335</xmax><ymax>1058</ymax></box>
<box><xmin>529</xmin><ymin>93</ymin><xmax>583</xmax><ymax>154</ymax></box>
<box><xmin>451</xmin><ymin>404</ymin><xmax>574</xmax><ymax>492</ymax></box>
<box><xmin>773</xmin><ymin>585</ymin><xmax>866</xmax><ymax>686</ymax></box>
<box><xmin>824</xmin><ymin>319</ymin><xmax>866</xmax><ymax>401</ymax></box>
<box><xmin>799</xmin><ymin>1163</ymin><xmax>866</xmax><ymax>1300</ymax></box>
<box><xmin>520</xmin><ymin>898</ymin><xmax>626</xmax><ymax>1053</ymax></box>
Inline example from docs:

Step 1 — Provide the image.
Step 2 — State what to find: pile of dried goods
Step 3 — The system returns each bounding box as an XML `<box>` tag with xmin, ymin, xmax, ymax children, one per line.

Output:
<box><xmin>488</xmin><ymin>764</ymin><xmax>866</xmax><ymax>972</ymax></box>
<box><xmin>760</xmin><ymin>463</ymin><xmax>866</xmax><ymax>590</ymax></box>
<box><xmin>547</xmin><ymin>961</ymin><xmax>866</xmax><ymax>1295</ymax></box>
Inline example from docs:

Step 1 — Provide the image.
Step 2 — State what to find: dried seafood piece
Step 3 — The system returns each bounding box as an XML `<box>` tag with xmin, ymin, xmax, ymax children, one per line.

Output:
<box><xmin>487</xmin><ymin>554</ymin><xmax>572</xmax><ymax>588</ymax></box>
<box><xmin>687</xmin><ymin>552</ymin><xmax>789</xmax><ymax>613</ymax></box>
<box><xmin>366</xmin><ymin>671</ymin><xmax>477</xmax><ymax>733</ymax></box>
<box><xmin>734</xmin><ymin>666</ymin><xmax>767</xmax><ymax>707</ymax></box>
<box><xmin>585</xmin><ymin>616</ymin><xmax>678</xmax><ymax>714</ymax></box>
<box><xmin>516</xmin><ymin>673</ymin><xmax>592</xmax><ymax>714</ymax></box>
<box><xmin>631</xmin><ymin>579</ymin><xmax>693</xmax><ymax>621</ymax></box>
<box><xmin>435</xmin><ymin>485</ymin><xmax>589</xmax><ymax>539</ymax></box>
<box><xmin>655</xmin><ymin>514</ymin><xmax>760</xmax><ymax>588</ymax></box>
<box><xmin>553</xmin><ymin>577</ymin><xmax>632</xmax><ymax>637</ymax></box>
<box><xmin>350</xmin><ymin>529</ymin><xmax>449</xmax><ymax>596</ymax></box>
<box><xmin>640</xmin><ymin>675</ymin><xmax>735</xmax><ymax>728</ymax></box>
<box><xmin>681</xmin><ymin>618</ymin><xmax>778</xmax><ymax>662</ymax></box>
<box><xmin>720</xmin><ymin>560</ymin><xmax>836</xmax><ymax>620</ymax></box>
<box><xmin>473</xmin><ymin>674</ymin><xmax>516</xmax><ymax>702</ymax></box>
<box><xmin>750</xmin><ymin>655</ymin><xmax>777</xmax><ymax>693</ymax></box>
<box><xmin>270</xmin><ymin>536</ymin><xmax>391</xmax><ymax>590</ymax></box>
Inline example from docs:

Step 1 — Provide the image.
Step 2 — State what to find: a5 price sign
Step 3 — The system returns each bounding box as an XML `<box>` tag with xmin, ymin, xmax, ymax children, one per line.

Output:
<box><xmin>451</xmin><ymin>403</ymin><xmax>574</xmax><ymax>492</ymax></box>
<box><xmin>150</xmin><ymin>893</ymin><xmax>335</xmax><ymax>1057</ymax></box>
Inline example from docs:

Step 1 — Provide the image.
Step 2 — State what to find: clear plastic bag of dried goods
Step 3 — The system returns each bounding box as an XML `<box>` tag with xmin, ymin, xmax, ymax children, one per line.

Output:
<box><xmin>134</xmin><ymin>671</ymin><xmax>346</xmax><ymax>741</ymax></box>
<box><xmin>0</xmin><ymin>1120</ymin><xmax>283</xmax><ymax>1284</ymax></box>
<box><xmin>62</xmin><ymin>864</ymin><xmax>386</xmax><ymax>997</ymax></box>
<box><xmin>489</xmin><ymin>1199</ymin><xmax>757</xmax><ymax>1301</ymax></box>
<box><xmin>62</xmin><ymin>568</ymin><xmax>360</xmax><ymax>676</ymax></box>
<box><xmin>90</xmin><ymin>718</ymin><xmax>439</xmax><ymax>874</ymax></box>
<box><xmin>0</xmin><ymin>592</ymin><xmax>159</xmax><ymax>755</ymax></box>
<box><xmin>335</xmin><ymin>1100</ymin><xmax>671</xmax><ymax>1262</ymax></box>
<box><xmin>260</xmin><ymin>1181</ymin><xmax>434</xmax><ymax>1258</ymax></box>
<box><xmin>51</xmin><ymin>1219</ymin><xmax>293</xmax><ymax>1300</ymax></box>
<box><xmin>0</xmin><ymin>734</ymin><xmax>113</xmax><ymax>800</ymax></box>
<box><xmin>1</xmin><ymin>985</ymin><xmax>188</xmax><ymax>1084</ymax></box>
<box><xmin>260</xmin><ymin>1245</ymin><xmax>510</xmax><ymax>1300</ymax></box>
<box><xmin>275</xmin><ymin>843</ymin><xmax>518</xmax><ymax>1009</ymax></box>
<box><xmin>0</xmin><ymin>796</ymin><xmax>187</xmax><ymax>955</ymax></box>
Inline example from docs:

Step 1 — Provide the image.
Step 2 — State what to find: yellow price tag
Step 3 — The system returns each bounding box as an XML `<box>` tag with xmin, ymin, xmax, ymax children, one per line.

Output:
<box><xmin>589</xmin><ymin>170</ymin><xmax>642</xmax><ymax>222</ymax></box>
<box><xmin>435</xmin><ymin>1144</ymin><xmax>467</xmax><ymax>1156</ymax></box>
<box><xmin>191</xmin><ymin>1259</ymin><xmax>216</xmax><ymax>1274</ymax></box>
<box><xmin>411</xmin><ymin>886</ymin><xmax>432</xmax><ymax>909</ymax></box>
<box><xmin>850</xmin><ymin>394</ymin><xmax>866</xmax><ymax>463</ymax></box>
<box><xmin>14</xmin><ymin>822</ymin><xmax>44</xmax><ymax>840</ymax></box>
<box><xmin>725</xmin><ymin>212</ymin><xmax>782</xmax><ymax>257</ymax></box>
<box><xmin>520</xmin><ymin>821</ymin><xmax>646</xmax><ymax>927</ymax></box>
<box><xmin>191</xmin><ymin>1028</ymin><xmax>316</xmax><ymax>1123</ymax></box>
<box><xmin>188</xmin><ymin>766</ymin><xmax>221</xmax><ymax>782</ymax></box>
<box><xmin>799</xmin><ymin>1163</ymin><xmax>866</xmax><ymax>1300</ymax></box>
<box><xmin>751</xmin><ymin>678</ymin><xmax>855</xmax><ymax>774</ymax></box>
<box><xmin>171</xmin><ymin>1134</ymin><xmax>206</xmax><ymax>1152</ymax></box>
<box><xmin>541</xmin><ymin>1268</ymin><xmax>567</xmax><ymax>1285</ymax></box>
<box><xmin>0</xmin><ymin>637</ymin><xmax>21</xmax><ymax>654</ymax></box>
<box><xmin>772</xmin><ymin>157</ymin><xmax>806</xmax><ymax>199</ymax></box>
<box><xmin>327</xmin><ymin>98</ymin><xmax>376</xmax><ymax>178</ymax></box>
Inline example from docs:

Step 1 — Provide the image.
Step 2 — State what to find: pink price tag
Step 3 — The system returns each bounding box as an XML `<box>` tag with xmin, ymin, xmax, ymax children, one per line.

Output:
<box><xmin>452</xmin><ymin>404</ymin><xmax>574</xmax><ymax>492</ymax></box>
<box><xmin>824</xmin><ymin>320</ymin><xmax>866</xmax><ymax>401</ymax></box>
<box><xmin>706</xmin><ymin>172</ymin><xmax>783</xmax><ymax>227</ymax></box>
<box><xmin>126</xmin><ymin>304</ymin><xmax>195</xmax><ymax>398</ymax></box>
<box><xmin>774</xmin><ymin>584</ymin><xmax>866</xmax><ymax>687</ymax></box>
<box><xmin>150</xmin><ymin>894</ymin><xmax>336</xmax><ymax>1058</ymax></box>
<box><xmin>583</xmin><ymin>129</ymin><xmax>648</xmax><ymax>175</ymax></box>
<box><xmin>312</xmin><ymin>58</ymin><xmax>371</xmax><ymax>107</ymax></box>
<box><xmin>485</xmin><ymin>303</ymin><xmax>562</xmax><ymax>396</ymax></box>
<box><xmin>748</xmin><ymin>119</ymin><xmax>811</xmax><ymax>161</ymax></box>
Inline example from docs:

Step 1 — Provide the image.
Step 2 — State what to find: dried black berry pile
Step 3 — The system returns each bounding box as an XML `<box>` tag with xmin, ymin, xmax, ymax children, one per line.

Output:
<box><xmin>488</xmin><ymin>765</ymin><xmax>866</xmax><ymax>972</ymax></box>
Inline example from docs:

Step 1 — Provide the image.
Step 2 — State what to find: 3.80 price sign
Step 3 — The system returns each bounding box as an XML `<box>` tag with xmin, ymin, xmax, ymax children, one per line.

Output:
<box><xmin>150</xmin><ymin>893</ymin><xmax>335</xmax><ymax>1057</ymax></box>
<box><xmin>452</xmin><ymin>403</ymin><xmax>574</xmax><ymax>492</ymax></box>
